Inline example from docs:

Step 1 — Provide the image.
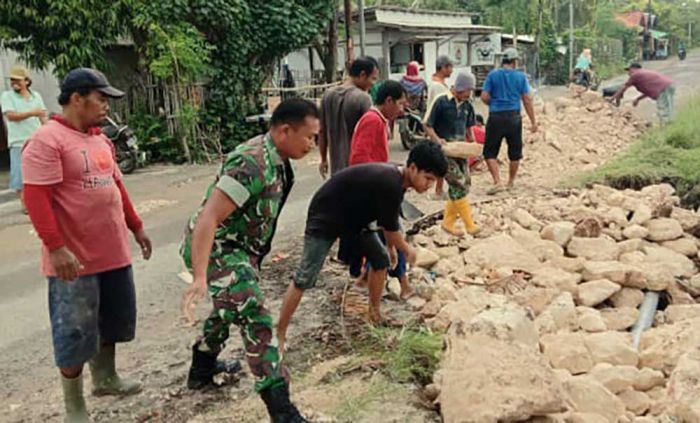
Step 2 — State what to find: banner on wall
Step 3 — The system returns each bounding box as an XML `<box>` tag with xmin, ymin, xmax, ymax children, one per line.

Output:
<box><xmin>471</xmin><ymin>34</ymin><xmax>501</xmax><ymax>66</ymax></box>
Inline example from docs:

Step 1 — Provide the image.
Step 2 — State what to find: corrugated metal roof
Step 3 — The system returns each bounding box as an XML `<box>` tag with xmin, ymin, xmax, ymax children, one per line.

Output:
<box><xmin>355</xmin><ymin>6</ymin><xmax>500</xmax><ymax>33</ymax></box>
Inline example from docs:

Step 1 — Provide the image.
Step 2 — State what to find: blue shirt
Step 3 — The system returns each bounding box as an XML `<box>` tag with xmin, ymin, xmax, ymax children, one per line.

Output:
<box><xmin>482</xmin><ymin>68</ymin><xmax>530</xmax><ymax>113</ymax></box>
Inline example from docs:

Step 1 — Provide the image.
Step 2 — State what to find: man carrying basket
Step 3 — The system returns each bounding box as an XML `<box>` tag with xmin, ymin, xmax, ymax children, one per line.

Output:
<box><xmin>424</xmin><ymin>72</ymin><xmax>481</xmax><ymax>237</ymax></box>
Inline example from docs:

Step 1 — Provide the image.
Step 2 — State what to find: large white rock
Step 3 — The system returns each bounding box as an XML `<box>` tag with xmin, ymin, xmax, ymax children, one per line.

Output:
<box><xmin>644</xmin><ymin>218</ymin><xmax>683</xmax><ymax>242</ymax></box>
<box><xmin>577</xmin><ymin>307</ymin><xmax>607</xmax><ymax>332</ymax></box>
<box><xmin>577</xmin><ymin>280</ymin><xmax>621</xmax><ymax>307</ymax></box>
<box><xmin>633</xmin><ymin>368</ymin><xmax>666</xmax><ymax>392</ymax></box>
<box><xmin>512</xmin><ymin>208</ymin><xmax>543</xmax><ymax>230</ymax></box>
<box><xmin>531</xmin><ymin>267</ymin><xmax>582</xmax><ymax>295</ymax></box>
<box><xmin>600</xmin><ymin>307</ymin><xmax>639</xmax><ymax>331</ymax></box>
<box><xmin>610</xmin><ymin>288</ymin><xmax>645</xmax><ymax>309</ymax></box>
<box><xmin>630</xmin><ymin>204</ymin><xmax>653</xmax><ymax>226</ymax></box>
<box><xmin>617</xmin><ymin>389</ymin><xmax>651</xmax><ymax>416</ymax></box>
<box><xmin>581</xmin><ymin>261</ymin><xmax>645</xmax><ymax>288</ymax></box>
<box><xmin>568</xmin><ymin>237</ymin><xmax>621</xmax><ymax>261</ymax></box>
<box><xmin>585</xmin><ymin>332</ymin><xmax>638</xmax><ymax>366</ymax></box>
<box><xmin>512</xmin><ymin>227</ymin><xmax>565</xmax><ymax>261</ymax></box>
<box><xmin>415</xmin><ymin>247</ymin><xmax>440</xmax><ymax>269</ymax></box>
<box><xmin>642</xmin><ymin>245</ymin><xmax>697</xmax><ymax>278</ymax></box>
<box><xmin>463</xmin><ymin>234</ymin><xmax>541</xmax><ymax>273</ymax></box>
<box><xmin>434</xmin><ymin>245</ymin><xmax>460</xmax><ymax>258</ymax></box>
<box><xmin>679</xmin><ymin>274</ymin><xmax>700</xmax><ymax>296</ymax></box>
<box><xmin>541</xmin><ymin>333</ymin><xmax>594</xmax><ymax>374</ymax></box>
<box><xmin>433</xmin><ymin>257</ymin><xmax>463</xmax><ymax>277</ymax></box>
<box><xmin>564</xmin><ymin>376</ymin><xmax>627</xmax><ymax>422</ymax></box>
<box><xmin>666</xmin><ymin>350</ymin><xmax>700</xmax><ymax>422</ymax></box>
<box><xmin>639</xmin><ymin>317</ymin><xmax>700</xmax><ymax>375</ymax></box>
<box><xmin>541</xmin><ymin>222</ymin><xmax>576</xmax><ymax>247</ymax></box>
<box><xmin>671</xmin><ymin>206</ymin><xmax>700</xmax><ymax>231</ymax></box>
<box><xmin>589</xmin><ymin>363</ymin><xmax>639</xmax><ymax>394</ymax></box>
<box><xmin>438</xmin><ymin>303</ymin><xmax>566</xmax><ymax>422</ymax></box>
<box><xmin>661</xmin><ymin>238</ymin><xmax>699</xmax><ymax>257</ymax></box>
<box><xmin>537</xmin><ymin>292</ymin><xmax>578</xmax><ymax>334</ymax></box>
<box><xmin>545</xmin><ymin>256</ymin><xmax>587</xmax><ymax>273</ymax></box>
<box><xmin>618</xmin><ymin>239</ymin><xmax>644</xmax><ymax>254</ymax></box>
<box><xmin>665</xmin><ymin>304</ymin><xmax>700</xmax><ymax>324</ymax></box>
<box><xmin>622</xmin><ymin>225</ymin><xmax>649</xmax><ymax>240</ymax></box>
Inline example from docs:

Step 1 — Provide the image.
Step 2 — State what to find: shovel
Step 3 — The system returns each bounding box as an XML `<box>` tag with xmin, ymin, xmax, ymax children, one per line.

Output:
<box><xmin>401</xmin><ymin>199</ymin><xmax>425</xmax><ymax>221</ymax></box>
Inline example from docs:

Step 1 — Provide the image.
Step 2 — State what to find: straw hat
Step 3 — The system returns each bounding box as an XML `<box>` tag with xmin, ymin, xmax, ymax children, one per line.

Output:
<box><xmin>9</xmin><ymin>65</ymin><xmax>30</xmax><ymax>80</ymax></box>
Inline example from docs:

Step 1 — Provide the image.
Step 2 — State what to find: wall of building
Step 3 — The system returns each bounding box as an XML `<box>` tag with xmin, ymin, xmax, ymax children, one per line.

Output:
<box><xmin>0</xmin><ymin>49</ymin><xmax>61</xmax><ymax>114</ymax></box>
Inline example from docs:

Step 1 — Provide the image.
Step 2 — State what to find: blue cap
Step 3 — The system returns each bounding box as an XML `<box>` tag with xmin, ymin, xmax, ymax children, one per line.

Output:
<box><xmin>60</xmin><ymin>68</ymin><xmax>124</xmax><ymax>98</ymax></box>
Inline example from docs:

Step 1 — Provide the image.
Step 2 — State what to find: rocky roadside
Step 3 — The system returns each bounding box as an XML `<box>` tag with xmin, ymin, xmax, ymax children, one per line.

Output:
<box><xmin>408</xmin><ymin>183</ymin><xmax>700</xmax><ymax>423</ymax></box>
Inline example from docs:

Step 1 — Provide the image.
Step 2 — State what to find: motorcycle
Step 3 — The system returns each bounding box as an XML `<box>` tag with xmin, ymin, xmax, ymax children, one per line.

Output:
<box><xmin>101</xmin><ymin>116</ymin><xmax>142</xmax><ymax>174</ymax></box>
<box><xmin>679</xmin><ymin>48</ymin><xmax>687</xmax><ymax>61</ymax></box>
<box><xmin>397</xmin><ymin>107</ymin><xmax>430</xmax><ymax>151</ymax></box>
<box><xmin>572</xmin><ymin>68</ymin><xmax>599</xmax><ymax>91</ymax></box>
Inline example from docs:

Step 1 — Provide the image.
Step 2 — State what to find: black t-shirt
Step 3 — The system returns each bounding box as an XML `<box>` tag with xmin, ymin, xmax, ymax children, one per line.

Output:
<box><xmin>305</xmin><ymin>163</ymin><xmax>405</xmax><ymax>238</ymax></box>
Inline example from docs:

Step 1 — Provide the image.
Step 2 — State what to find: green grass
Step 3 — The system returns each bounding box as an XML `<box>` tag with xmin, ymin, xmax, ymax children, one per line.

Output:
<box><xmin>353</xmin><ymin>324</ymin><xmax>444</xmax><ymax>385</ymax></box>
<box><xmin>577</xmin><ymin>94</ymin><xmax>700</xmax><ymax>207</ymax></box>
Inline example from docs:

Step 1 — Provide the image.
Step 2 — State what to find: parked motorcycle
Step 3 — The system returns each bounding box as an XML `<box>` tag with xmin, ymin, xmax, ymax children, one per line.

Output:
<box><xmin>101</xmin><ymin>116</ymin><xmax>141</xmax><ymax>174</ymax></box>
<box><xmin>397</xmin><ymin>108</ymin><xmax>430</xmax><ymax>151</ymax></box>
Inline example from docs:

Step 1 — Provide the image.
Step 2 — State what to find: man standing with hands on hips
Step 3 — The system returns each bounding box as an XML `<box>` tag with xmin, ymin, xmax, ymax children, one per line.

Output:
<box><xmin>480</xmin><ymin>47</ymin><xmax>537</xmax><ymax>195</ymax></box>
<box><xmin>22</xmin><ymin>68</ymin><xmax>152</xmax><ymax>423</ymax></box>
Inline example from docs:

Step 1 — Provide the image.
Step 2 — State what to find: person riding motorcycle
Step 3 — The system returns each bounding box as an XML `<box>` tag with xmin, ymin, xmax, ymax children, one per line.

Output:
<box><xmin>572</xmin><ymin>49</ymin><xmax>594</xmax><ymax>87</ymax></box>
<box><xmin>678</xmin><ymin>42</ymin><xmax>687</xmax><ymax>61</ymax></box>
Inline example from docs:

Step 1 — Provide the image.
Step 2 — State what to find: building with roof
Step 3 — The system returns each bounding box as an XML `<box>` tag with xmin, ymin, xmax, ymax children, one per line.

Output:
<box><xmin>284</xmin><ymin>6</ymin><xmax>509</xmax><ymax>90</ymax></box>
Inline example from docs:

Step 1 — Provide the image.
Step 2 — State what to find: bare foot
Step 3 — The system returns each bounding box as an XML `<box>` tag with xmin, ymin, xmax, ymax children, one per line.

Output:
<box><xmin>368</xmin><ymin>306</ymin><xmax>383</xmax><ymax>325</ymax></box>
<box><xmin>355</xmin><ymin>271</ymin><xmax>368</xmax><ymax>288</ymax></box>
<box><xmin>400</xmin><ymin>286</ymin><xmax>415</xmax><ymax>301</ymax></box>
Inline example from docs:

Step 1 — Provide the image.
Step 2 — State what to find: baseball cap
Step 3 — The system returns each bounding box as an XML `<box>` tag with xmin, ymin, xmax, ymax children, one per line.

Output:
<box><xmin>503</xmin><ymin>47</ymin><xmax>520</xmax><ymax>60</ymax></box>
<box><xmin>8</xmin><ymin>65</ymin><xmax>30</xmax><ymax>80</ymax></box>
<box><xmin>624</xmin><ymin>62</ymin><xmax>642</xmax><ymax>70</ymax></box>
<box><xmin>454</xmin><ymin>72</ymin><xmax>476</xmax><ymax>92</ymax></box>
<box><xmin>436</xmin><ymin>55</ymin><xmax>453</xmax><ymax>69</ymax></box>
<box><xmin>60</xmin><ymin>68</ymin><xmax>125</xmax><ymax>98</ymax></box>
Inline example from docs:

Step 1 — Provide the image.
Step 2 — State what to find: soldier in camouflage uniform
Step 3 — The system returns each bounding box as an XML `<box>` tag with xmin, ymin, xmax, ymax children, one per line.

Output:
<box><xmin>424</xmin><ymin>72</ymin><xmax>480</xmax><ymax>236</ymax></box>
<box><xmin>180</xmin><ymin>98</ymin><xmax>320</xmax><ymax>423</ymax></box>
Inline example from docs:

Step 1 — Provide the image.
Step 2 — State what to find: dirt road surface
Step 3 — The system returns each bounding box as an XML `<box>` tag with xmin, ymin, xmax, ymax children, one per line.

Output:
<box><xmin>0</xmin><ymin>52</ymin><xmax>698</xmax><ymax>422</ymax></box>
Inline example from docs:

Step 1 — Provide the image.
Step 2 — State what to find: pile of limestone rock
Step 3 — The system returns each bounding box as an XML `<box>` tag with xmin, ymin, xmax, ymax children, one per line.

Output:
<box><xmin>406</xmin><ymin>183</ymin><xmax>700</xmax><ymax>423</ymax></box>
<box><xmin>523</xmin><ymin>90</ymin><xmax>647</xmax><ymax>186</ymax></box>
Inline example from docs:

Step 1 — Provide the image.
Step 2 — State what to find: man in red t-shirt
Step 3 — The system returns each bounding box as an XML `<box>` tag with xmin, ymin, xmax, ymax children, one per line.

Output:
<box><xmin>612</xmin><ymin>63</ymin><xmax>675</xmax><ymax>125</ymax></box>
<box><xmin>350</xmin><ymin>80</ymin><xmax>407</xmax><ymax>165</ymax></box>
<box><xmin>22</xmin><ymin>68</ymin><xmax>152</xmax><ymax>422</ymax></box>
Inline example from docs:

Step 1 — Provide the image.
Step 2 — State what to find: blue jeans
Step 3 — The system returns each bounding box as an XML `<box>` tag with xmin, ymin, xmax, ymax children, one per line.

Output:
<box><xmin>48</xmin><ymin>266</ymin><xmax>136</xmax><ymax>368</ymax></box>
<box><xmin>9</xmin><ymin>146</ymin><xmax>23</xmax><ymax>191</ymax></box>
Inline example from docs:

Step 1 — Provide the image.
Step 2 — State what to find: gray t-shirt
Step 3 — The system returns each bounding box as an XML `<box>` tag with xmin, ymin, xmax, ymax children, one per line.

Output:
<box><xmin>320</xmin><ymin>84</ymin><xmax>372</xmax><ymax>175</ymax></box>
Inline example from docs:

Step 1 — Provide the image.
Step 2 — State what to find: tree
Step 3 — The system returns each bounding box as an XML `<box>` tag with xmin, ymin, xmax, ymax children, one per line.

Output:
<box><xmin>0</xmin><ymin>1</ymin><xmax>335</xmax><ymax>151</ymax></box>
<box><xmin>0</xmin><ymin>0</ymin><xmax>131</xmax><ymax>76</ymax></box>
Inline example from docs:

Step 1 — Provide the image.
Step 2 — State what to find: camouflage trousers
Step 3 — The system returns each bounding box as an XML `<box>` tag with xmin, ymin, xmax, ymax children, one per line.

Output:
<box><xmin>445</xmin><ymin>157</ymin><xmax>471</xmax><ymax>201</ymax></box>
<box><xmin>200</xmin><ymin>251</ymin><xmax>288</xmax><ymax>393</ymax></box>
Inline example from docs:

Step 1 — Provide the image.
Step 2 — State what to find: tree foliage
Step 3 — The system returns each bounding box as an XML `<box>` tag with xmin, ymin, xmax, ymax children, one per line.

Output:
<box><xmin>0</xmin><ymin>1</ymin><xmax>334</xmax><ymax>153</ymax></box>
<box><xmin>0</xmin><ymin>0</ymin><xmax>131</xmax><ymax>75</ymax></box>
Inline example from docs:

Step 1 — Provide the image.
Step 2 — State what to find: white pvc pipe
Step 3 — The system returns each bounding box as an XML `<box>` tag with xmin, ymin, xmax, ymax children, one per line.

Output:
<box><xmin>631</xmin><ymin>291</ymin><xmax>660</xmax><ymax>350</ymax></box>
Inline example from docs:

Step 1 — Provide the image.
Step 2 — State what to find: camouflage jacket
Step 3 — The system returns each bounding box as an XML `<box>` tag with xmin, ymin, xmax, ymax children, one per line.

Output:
<box><xmin>180</xmin><ymin>133</ymin><xmax>293</xmax><ymax>280</ymax></box>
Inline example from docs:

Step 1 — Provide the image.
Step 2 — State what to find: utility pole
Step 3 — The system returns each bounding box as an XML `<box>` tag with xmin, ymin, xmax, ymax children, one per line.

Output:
<box><xmin>344</xmin><ymin>0</ymin><xmax>354</xmax><ymax>67</ymax></box>
<box><xmin>569</xmin><ymin>0</ymin><xmax>574</xmax><ymax>74</ymax></box>
<box><xmin>358</xmin><ymin>0</ymin><xmax>366</xmax><ymax>57</ymax></box>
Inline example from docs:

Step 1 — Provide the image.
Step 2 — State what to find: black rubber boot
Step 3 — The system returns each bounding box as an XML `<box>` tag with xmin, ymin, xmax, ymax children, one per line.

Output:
<box><xmin>187</xmin><ymin>343</ymin><xmax>219</xmax><ymax>390</ymax></box>
<box><xmin>260</xmin><ymin>384</ymin><xmax>308</xmax><ymax>423</ymax></box>
<box><xmin>187</xmin><ymin>343</ymin><xmax>243</xmax><ymax>390</ymax></box>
